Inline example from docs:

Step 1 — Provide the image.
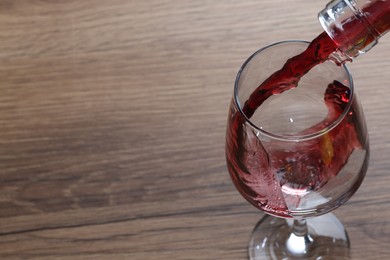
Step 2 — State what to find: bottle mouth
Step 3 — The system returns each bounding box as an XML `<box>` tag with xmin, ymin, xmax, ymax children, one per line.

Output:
<box><xmin>234</xmin><ymin>40</ymin><xmax>354</xmax><ymax>142</ymax></box>
<box><xmin>318</xmin><ymin>0</ymin><xmax>379</xmax><ymax>59</ymax></box>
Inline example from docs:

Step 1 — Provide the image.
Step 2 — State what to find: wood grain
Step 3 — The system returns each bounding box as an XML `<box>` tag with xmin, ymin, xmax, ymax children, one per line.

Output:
<box><xmin>0</xmin><ymin>0</ymin><xmax>389</xmax><ymax>259</ymax></box>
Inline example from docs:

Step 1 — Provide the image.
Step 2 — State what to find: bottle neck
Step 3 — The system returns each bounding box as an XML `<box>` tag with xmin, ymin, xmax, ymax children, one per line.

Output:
<box><xmin>319</xmin><ymin>0</ymin><xmax>390</xmax><ymax>61</ymax></box>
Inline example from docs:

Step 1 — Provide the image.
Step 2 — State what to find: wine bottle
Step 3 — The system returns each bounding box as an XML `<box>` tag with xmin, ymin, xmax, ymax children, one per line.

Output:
<box><xmin>318</xmin><ymin>0</ymin><xmax>390</xmax><ymax>61</ymax></box>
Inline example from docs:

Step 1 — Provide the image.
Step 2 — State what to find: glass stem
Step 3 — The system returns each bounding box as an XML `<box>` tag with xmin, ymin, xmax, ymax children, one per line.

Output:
<box><xmin>292</xmin><ymin>218</ymin><xmax>309</xmax><ymax>236</ymax></box>
<box><xmin>285</xmin><ymin>218</ymin><xmax>315</xmax><ymax>256</ymax></box>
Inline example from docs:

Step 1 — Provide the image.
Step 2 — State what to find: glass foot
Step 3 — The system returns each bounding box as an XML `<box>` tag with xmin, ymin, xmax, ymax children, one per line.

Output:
<box><xmin>249</xmin><ymin>213</ymin><xmax>350</xmax><ymax>259</ymax></box>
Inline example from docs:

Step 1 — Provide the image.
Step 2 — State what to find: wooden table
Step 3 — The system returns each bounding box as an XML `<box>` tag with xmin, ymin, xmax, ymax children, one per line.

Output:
<box><xmin>0</xmin><ymin>1</ymin><xmax>389</xmax><ymax>259</ymax></box>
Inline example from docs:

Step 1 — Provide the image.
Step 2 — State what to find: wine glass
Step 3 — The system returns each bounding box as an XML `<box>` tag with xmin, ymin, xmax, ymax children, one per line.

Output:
<box><xmin>225</xmin><ymin>41</ymin><xmax>369</xmax><ymax>259</ymax></box>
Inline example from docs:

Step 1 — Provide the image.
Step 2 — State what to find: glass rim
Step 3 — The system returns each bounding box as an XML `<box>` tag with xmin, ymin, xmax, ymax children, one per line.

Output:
<box><xmin>234</xmin><ymin>40</ymin><xmax>354</xmax><ymax>142</ymax></box>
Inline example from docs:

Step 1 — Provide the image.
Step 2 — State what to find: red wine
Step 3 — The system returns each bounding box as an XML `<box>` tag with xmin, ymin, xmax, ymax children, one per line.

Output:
<box><xmin>226</xmin><ymin>79</ymin><xmax>364</xmax><ymax>217</ymax></box>
<box><xmin>227</xmin><ymin>33</ymin><xmax>342</xmax><ymax>218</ymax></box>
<box><xmin>242</xmin><ymin>32</ymin><xmax>338</xmax><ymax>119</ymax></box>
<box><xmin>225</xmin><ymin>0</ymin><xmax>387</xmax><ymax>217</ymax></box>
<box><xmin>242</xmin><ymin>0</ymin><xmax>390</xmax><ymax>119</ymax></box>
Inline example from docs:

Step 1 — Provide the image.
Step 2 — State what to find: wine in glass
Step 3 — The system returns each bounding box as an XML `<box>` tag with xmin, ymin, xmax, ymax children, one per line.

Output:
<box><xmin>225</xmin><ymin>41</ymin><xmax>369</xmax><ymax>259</ymax></box>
